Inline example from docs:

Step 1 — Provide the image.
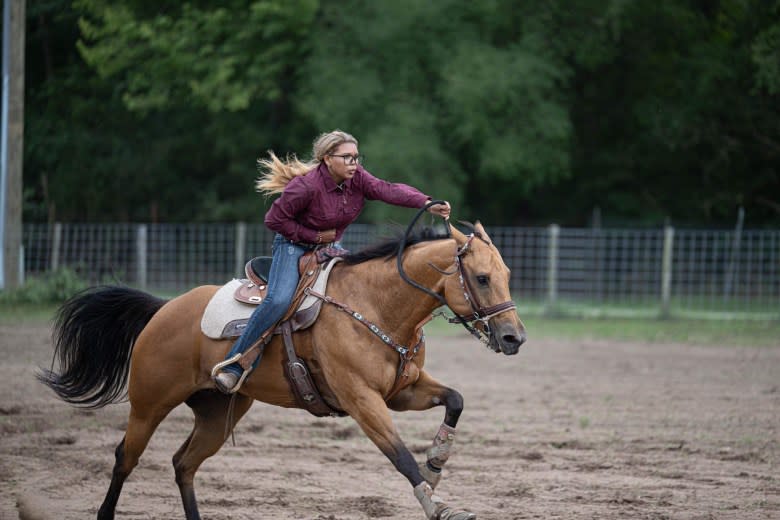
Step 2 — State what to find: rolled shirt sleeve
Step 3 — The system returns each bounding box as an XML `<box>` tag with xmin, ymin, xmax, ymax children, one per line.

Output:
<box><xmin>357</xmin><ymin>168</ymin><xmax>431</xmax><ymax>208</ymax></box>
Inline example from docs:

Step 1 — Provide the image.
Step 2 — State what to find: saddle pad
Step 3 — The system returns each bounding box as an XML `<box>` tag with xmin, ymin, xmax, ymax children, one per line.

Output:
<box><xmin>201</xmin><ymin>279</ymin><xmax>255</xmax><ymax>339</ymax></box>
<box><xmin>200</xmin><ymin>257</ymin><xmax>343</xmax><ymax>340</ymax></box>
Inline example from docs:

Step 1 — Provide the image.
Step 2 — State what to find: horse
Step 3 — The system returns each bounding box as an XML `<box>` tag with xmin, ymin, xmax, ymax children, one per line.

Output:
<box><xmin>40</xmin><ymin>219</ymin><xmax>526</xmax><ymax>520</ymax></box>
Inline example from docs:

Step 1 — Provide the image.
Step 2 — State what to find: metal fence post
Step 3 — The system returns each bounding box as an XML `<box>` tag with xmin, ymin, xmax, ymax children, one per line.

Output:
<box><xmin>723</xmin><ymin>206</ymin><xmax>744</xmax><ymax>300</ymax></box>
<box><xmin>50</xmin><ymin>222</ymin><xmax>61</xmax><ymax>271</ymax></box>
<box><xmin>235</xmin><ymin>222</ymin><xmax>246</xmax><ymax>278</ymax></box>
<box><xmin>136</xmin><ymin>224</ymin><xmax>147</xmax><ymax>289</ymax></box>
<box><xmin>546</xmin><ymin>224</ymin><xmax>560</xmax><ymax>313</ymax></box>
<box><xmin>660</xmin><ymin>225</ymin><xmax>674</xmax><ymax>318</ymax></box>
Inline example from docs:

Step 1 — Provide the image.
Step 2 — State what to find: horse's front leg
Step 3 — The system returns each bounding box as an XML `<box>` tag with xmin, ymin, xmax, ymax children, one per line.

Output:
<box><xmin>388</xmin><ymin>370</ymin><xmax>463</xmax><ymax>490</ymax></box>
<box><xmin>344</xmin><ymin>390</ymin><xmax>475</xmax><ymax>520</ymax></box>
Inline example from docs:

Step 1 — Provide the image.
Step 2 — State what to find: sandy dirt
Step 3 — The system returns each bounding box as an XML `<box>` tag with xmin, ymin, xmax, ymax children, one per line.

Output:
<box><xmin>0</xmin><ymin>322</ymin><xmax>778</xmax><ymax>520</ymax></box>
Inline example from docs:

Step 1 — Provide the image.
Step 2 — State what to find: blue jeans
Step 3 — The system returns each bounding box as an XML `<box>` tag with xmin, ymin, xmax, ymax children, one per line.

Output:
<box><xmin>222</xmin><ymin>234</ymin><xmax>308</xmax><ymax>376</ymax></box>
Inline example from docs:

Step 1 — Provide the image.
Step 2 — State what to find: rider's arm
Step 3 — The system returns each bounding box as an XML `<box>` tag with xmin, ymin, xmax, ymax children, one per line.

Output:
<box><xmin>356</xmin><ymin>167</ymin><xmax>431</xmax><ymax>208</ymax></box>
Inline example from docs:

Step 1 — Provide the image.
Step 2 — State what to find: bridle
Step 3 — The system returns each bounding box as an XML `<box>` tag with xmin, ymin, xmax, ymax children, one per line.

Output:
<box><xmin>451</xmin><ymin>233</ymin><xmax>517</xmax><ymax>343</ymax></box>
<box><xmin>397</xmin><ymin>201</ymin><xmax>517</xmax><ymax>349</ymax></box>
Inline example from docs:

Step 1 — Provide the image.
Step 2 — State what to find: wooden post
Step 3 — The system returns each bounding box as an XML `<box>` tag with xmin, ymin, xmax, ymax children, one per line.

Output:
<box><xmin>723</xmin><ymin>206</ymin><xmax>745</xmax><ymax>300</ymax></box>
<box><xmin>50</xmin><ymin>222</ymin><xmax>61</xmax><ymax>270</ymax></box>
<box><xmin>1</xmin><ymin>0</ymin><xmax>25</xmax><ymax>290</ymax></box>
<box><xmin>660</xmin><ymin>225</ymin><xmax>674</xmax><ymax>318</ymax></box>
<box><xmin>136</xmin><ymin>224</ymin><xmax>147</xmax><ymax>289</ymax></box>
<box><xmin>547</xmin><ymin>224</ymin><xmax>560</xmax><ymax>313</ymax></box>
<box><xmin>235</xmin><ymin>222</ymin><xmax>246</xmax><ymax>278</ymax></box>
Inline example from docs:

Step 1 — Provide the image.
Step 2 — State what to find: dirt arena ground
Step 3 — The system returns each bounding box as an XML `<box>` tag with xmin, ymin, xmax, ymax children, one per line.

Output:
<box><xmin>0</xmin><ymin>322</ymin><xmax>778</xmax><ymax>520</ymax></box>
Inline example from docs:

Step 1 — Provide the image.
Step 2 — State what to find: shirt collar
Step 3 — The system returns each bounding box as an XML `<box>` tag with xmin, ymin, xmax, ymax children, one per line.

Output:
<box><xmin>318</xmin><ymin>162</ymin><xmax>354</xmax><ymax>193</ymax></box>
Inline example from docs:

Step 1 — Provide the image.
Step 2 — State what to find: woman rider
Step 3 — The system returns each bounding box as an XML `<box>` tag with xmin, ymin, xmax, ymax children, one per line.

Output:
<box><xmin>214</xmin><ymin>130</ymin><xmax>451</xmax><ymax>393</ymax></box>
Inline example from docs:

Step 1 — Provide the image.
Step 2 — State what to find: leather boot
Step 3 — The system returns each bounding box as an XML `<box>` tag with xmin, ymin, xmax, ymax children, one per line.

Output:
<box><xmin>214</xmin><ymin>371</ymin><xmax>239</xmax><ymax>393</ymax></box>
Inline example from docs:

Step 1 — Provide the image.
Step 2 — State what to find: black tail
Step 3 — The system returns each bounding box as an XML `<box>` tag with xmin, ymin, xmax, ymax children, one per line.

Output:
<box><xmin>38</xmin><ymin>286</ymin><xmax>167</xmax><ymax>409</ymax></box>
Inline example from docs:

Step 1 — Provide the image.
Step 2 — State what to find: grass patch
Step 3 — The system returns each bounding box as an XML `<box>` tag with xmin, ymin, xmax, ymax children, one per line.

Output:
<box><xmin>518</xmin><ymin>316</ymin><xmax>780</xmax><ymax>347</ymax></box>
<box><xmin>0</xmin><ymin>303</ymin><xmax>58</xmax><ymax>325</ymax></box>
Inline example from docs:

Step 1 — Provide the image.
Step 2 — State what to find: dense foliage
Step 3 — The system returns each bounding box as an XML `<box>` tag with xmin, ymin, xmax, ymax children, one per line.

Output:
<box><xmin>0</xmin><ymin>267</ymin><xmax>86</xmax><ymax>304</ymax></box>
<box><xmin>22</xmin><ymin>0</ymin><xmax>780</xmax><ymax>226</ymax></box>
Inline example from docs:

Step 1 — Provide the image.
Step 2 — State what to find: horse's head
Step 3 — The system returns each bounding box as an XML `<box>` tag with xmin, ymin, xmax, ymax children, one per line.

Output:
<box><xmin>443</xmin><ymin>222</ymin><xmax>526</xmax><ymax>355</ymax></box>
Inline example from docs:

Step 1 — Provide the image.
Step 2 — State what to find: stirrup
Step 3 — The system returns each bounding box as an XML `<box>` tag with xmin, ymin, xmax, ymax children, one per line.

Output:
<box><xmin>211</xmin><ymin>354</ymin><xmax>252</xmax><ymax>394</ymax></box>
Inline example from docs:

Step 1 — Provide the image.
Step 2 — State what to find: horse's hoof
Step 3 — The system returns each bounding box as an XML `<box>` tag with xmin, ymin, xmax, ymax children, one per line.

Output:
<box><xmin>436</xmin><ymin>505</ymin><xmax>477</xmax><ymax>520</ymax></box>
<box><xmin>419</xmin><ymin>462</ymin><xmax>442</xmax><ymax>489</ymax></box>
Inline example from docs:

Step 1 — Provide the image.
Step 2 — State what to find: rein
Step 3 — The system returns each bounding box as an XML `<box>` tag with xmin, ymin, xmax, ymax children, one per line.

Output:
<box><xmin>397</xmin><ymin>201</ymin><xmax>516</xmax><ymax>347</ymax></box>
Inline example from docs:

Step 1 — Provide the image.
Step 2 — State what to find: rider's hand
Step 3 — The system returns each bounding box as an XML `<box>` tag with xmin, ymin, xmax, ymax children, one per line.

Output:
<box><xmin>427</xmin><ymin>201</ymin><xmax>451</xmax><ymax>220</ymax></box>
<box><xmin>318</xmin><ymin>229</ymin><xmax>338</xmax><ymax>243</ymax></box>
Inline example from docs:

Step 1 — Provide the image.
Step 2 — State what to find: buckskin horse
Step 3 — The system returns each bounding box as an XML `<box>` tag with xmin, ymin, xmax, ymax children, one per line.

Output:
<box><xmin>40</xmin><ymin>208</ymin><xmax>526</xmax><ymax>520</ymax></box>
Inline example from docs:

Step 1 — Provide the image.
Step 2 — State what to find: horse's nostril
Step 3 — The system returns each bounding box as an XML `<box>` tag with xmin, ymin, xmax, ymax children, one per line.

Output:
<box><xmin>503</xmin><ymin>334</ymin><xmax>525</xmax><ymax>347</ymax></box>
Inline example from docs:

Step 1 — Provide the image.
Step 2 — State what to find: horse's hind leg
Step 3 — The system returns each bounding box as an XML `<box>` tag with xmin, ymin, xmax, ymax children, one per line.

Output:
<box><xmin>388</xmin><ymin>370</ymin><xmax>463</xmax><ymax>490</ymax></box>
<box><xmin>98</xmin><ymin>406</ymin><xmax>171</xmax><ymax>520</ymax></box>
<box><xmin>173</xmin><ymin>390</ymin><xmax>253</xmax><ymax>520</ymax></box>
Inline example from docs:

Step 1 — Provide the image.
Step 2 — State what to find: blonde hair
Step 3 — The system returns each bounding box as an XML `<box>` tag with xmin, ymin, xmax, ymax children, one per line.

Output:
<box><xmin>255</xmin><ymin>130</ymin><xmax>359</xmax><ymax>195</ymax></box>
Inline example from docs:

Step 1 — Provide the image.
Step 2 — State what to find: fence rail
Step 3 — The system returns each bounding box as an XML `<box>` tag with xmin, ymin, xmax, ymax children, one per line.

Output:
<box><xmin>21</xmin><ymin>222</ymin><xmax>780</xmax><ymax>319</ymax></box>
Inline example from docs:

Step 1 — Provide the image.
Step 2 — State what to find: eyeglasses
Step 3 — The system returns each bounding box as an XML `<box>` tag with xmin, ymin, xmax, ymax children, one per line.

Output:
<box><xmin>329</xmin><ymin>153</ymin><xmax>363</xmax><ymax>165</ymax></box>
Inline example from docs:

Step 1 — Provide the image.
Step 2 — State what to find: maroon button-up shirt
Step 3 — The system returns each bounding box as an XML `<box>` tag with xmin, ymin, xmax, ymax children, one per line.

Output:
<box><xmin>264</xmin><ymin>163</ymin><xmax>430</xmax><ymax>243</ymax></box>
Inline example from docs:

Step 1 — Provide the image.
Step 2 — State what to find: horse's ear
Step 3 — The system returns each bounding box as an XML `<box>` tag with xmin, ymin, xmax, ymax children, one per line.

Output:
<box><xmin>474</xmin><ymin>220</ymin><xmax>491</xmax><ymax>241</ymax></box>
<box><xmin>450</xmin><ymin>224</ymin><xmax>469</xmax><ymax>246</ymax></box>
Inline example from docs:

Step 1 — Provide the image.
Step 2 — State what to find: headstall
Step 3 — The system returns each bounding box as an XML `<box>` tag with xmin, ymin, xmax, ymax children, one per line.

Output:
<box><xmin>447</xmin><ymin>233</ymin><xmax>517</xmax><ymax>346</ymax></box>
<box><xmin>397</xmin><ymin>201</ymin><xmax>517</xmax><ymax>349</ymax></box>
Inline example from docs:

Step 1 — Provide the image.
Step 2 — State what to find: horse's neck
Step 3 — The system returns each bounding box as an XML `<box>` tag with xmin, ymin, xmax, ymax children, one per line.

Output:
<box><xmin>338</xmin><ymin>239</ymin><xmax>455</xmax><ymax>336</ymax></box>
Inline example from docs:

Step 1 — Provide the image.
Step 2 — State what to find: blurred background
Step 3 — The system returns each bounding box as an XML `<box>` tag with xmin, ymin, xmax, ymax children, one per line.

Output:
<box><xmin>2</xmin><ymin>0</ymin><xmax>779</xmax><ymax>321</ymax></box>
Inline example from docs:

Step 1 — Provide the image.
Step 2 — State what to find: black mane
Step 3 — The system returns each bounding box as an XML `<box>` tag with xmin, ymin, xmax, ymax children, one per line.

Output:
<box><xmin>342</xmin><ymin>226</ymin><xmax>450</xmax><ymax>265</ymax></box>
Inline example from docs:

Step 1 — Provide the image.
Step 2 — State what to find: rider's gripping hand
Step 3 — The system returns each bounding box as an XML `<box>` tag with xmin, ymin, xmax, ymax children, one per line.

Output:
<box><xmin>427</xmin><ymin>201</ymin><xmax>451</xmax><ymax>220</ymax></box>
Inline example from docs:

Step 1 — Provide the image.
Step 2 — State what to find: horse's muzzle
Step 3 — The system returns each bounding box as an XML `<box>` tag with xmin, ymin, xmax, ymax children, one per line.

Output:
<box><xmin>500</xmin><ymin>333</ymin><xmax>525</xmax><ymax>355</ymax></box>
<box><xmin>492</xmin><ymin>320</ymin><xmax>526</xmax><ymax>355</ymax></box>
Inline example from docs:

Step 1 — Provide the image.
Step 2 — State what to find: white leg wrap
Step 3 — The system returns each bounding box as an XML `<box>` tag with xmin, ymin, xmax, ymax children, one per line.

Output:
<box><xmin>414</xmin><ymin>482</ymin><xmax>444</xmax><ymax>520</ymax></box>
<box><xmin>419</xmin><ymin>461</ymin><xmax>442</xmax><ymax>489</ymax></box>
<box><xmin>426</xmin><ymin>423</ymin><xmax>456</xmax><ymax>470</ymax></box>
<box><xmin>413</xmin><ymin>481</ymin><xmax>477</xmax><ymax>520</ymax></box>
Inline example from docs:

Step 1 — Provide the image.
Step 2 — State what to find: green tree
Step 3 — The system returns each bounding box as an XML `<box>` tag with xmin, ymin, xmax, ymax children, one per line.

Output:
<box><xmin>26</xmin><ymin>0</ymin><xmax>320</xmax><ymax>222</ymax></box>
<box><xmin>23</xmin><ymin>0</ymin><xmax>780</xmax><ymax>226</ymax></box>
<box><xmin>76</xmin><ymin>0</ymin><xmax>318</xmax><ymax>113</ymax></box>
<box><xmin>296</xmin><ymin>0</ymin><xmax>612</xmax><ymax>223</ymax></box>
<box><xmin>752</xmin><ymin>1</ymin><xmax>780</xmax><ymax>95</ymax></box>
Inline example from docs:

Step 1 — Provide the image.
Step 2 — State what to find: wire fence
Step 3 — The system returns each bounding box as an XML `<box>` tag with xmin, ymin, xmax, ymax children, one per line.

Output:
<box><xmin>21</xmin><ymin>222</ymin><xmax>780</xmax><ymax>319</ymax></box>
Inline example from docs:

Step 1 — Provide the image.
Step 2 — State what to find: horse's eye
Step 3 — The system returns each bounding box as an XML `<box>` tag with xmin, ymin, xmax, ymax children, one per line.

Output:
<box><xmin>476</xmin><ymin>275</ymin><xmax>490</xmax><ymax>287</ymax></box>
